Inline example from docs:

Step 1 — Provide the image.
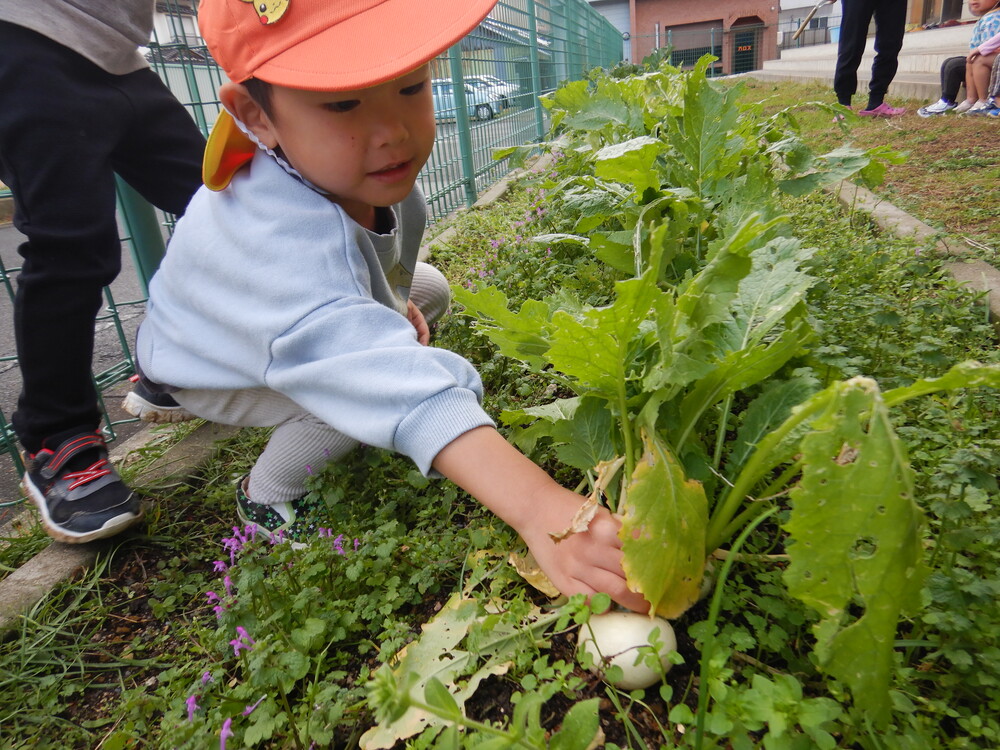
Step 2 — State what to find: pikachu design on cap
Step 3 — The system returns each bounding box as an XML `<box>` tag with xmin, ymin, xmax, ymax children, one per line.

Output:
<box><xmin>241</xmin><ymin>0</ymin><xmax>289</xmax><ymax>25</ymax></box>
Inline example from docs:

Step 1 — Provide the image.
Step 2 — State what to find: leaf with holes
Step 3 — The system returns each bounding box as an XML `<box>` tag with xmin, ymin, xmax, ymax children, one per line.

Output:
<box><xmin>783</xmin><ymin>378</ymin><xmax>929</xmax><ymax>727</ymax></box>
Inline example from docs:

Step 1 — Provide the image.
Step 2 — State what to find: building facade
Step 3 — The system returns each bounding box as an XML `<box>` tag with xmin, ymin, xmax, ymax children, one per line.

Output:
<box><xmin>590</xmin><ymin>0</ymin><xmax>778</xmax><ymax>74</ymax></box>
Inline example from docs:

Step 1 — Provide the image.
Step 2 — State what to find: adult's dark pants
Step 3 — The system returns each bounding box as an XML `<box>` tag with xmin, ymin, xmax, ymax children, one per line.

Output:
<box><xmin>0</xmin><ymin>21</ymin><xmax>205</xmax><ymax>453</ymax></box>
<box><xmin>940</xmin><ymin>56</ymin><xmax>967</xmax><ymax>102</ymax></box>
<box><xmin>833</xmin><ymin>0</ymin><xmax>907</xmax><ymax>107</ymax></box>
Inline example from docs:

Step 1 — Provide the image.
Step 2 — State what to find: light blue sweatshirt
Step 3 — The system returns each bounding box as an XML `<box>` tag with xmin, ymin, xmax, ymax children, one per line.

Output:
<box><xmin>137</xmin><ymin>153</ymin><xmax>493</xmax><ymax>474</ymax></box>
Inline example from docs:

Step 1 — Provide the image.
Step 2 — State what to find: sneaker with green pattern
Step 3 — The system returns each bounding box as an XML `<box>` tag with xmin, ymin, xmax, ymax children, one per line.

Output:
<box><xmin>235</xmin><ymin>475</ymin><xmax>328</xmax><ymax>543</ymax></box>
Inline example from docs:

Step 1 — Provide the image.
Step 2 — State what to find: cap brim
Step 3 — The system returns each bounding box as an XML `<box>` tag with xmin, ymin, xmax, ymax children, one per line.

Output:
<box><xmin>254</xmin><ymin>0</ymin><xmax>498</xmax><ymax>90</ymax></box>
<box><xmin>202</xmin><ymin>110</ymin><xmax>257</xmax><ymax>191</ymax></box>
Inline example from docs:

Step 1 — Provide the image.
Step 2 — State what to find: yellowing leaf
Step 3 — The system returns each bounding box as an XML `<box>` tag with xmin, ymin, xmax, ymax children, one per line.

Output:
<box><xmin>360</xmin><ymin>595</ymin><xmax>547</xmax><ymax>749</ymax></box>
<box><xmin>619</xmin><ymin>430</ymin><xmax>708</xmax><ymax>619</ymax></box>
<box><xmin>509</xmin><ymin>551</ymin><xmax>561</xmax><ymax>598</ymax></box>
<box><xmin>548</xmin><ymin>494</ymin><xmax>600</xmax><ymax>543</ymax></box>
<box><xmin>548</xmin><ymin>456</ymin><xmax>623</xmax><ymax>544</ymax></box>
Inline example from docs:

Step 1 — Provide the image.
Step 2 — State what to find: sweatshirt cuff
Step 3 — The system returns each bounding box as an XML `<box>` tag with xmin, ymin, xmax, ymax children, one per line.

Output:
<box><xmin>394</xmin><ymin>388</ymin><xmax>495</xmax><ymax>475</ymax></box>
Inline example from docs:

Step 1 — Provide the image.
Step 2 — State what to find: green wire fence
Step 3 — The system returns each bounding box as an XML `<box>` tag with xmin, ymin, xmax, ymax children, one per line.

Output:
<box><xmin>0</xmin><ymin>0</ymin><xmax>622</xmax><ymax>494</ymax></box>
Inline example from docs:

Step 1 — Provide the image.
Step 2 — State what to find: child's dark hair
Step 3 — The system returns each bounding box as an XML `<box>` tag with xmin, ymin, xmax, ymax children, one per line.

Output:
<box><xmin>243</xmin><ymin>77</ymin><xmax>274</xmax><ymax>118</ymax></box>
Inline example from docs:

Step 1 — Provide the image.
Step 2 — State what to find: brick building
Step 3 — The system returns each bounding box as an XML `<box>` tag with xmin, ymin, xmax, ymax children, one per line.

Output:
<box><xmin>590</xmin><ymin>0</ymin><xmax>780</xmax><ymax>74</ymax></box>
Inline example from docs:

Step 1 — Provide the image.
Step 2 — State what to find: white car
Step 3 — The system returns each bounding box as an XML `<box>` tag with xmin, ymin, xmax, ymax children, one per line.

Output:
<box><xmin>431</xmin><ymin>79</ymin><xmax>497</xmax><ymax>121</ymax></box>
<box><xmin>466</xmin><ymin>75</ymin><xmax>519</xmax><ymax>109</ymax></box>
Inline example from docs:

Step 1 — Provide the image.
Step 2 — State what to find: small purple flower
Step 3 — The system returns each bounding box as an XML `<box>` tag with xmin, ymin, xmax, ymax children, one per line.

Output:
<box><xmin>354</xmin><ymin>538</ymin><xmax>360</xmax><ymax>551</ymax></box>
<box><xmin>306</xmin><ymin>464</ymin><xmax>313</xmax><ymax>475</ymax></box>
<box><xmin>243</xmin><ymin>695</ymin><xmax>266</xmax><ymax>716</ymax></box>
<box><xmin>223</xmin><ymin>575</ymin><xmax>233</xmax><ymax>598</ymax></box>
<box><xmin>202</xmin><ymin>671</ymin><xmax>214</xmax><ymax>685</ymax></box>
<box><xmin>490</xmin><ymin>239</ymin><xmax>501</xmax><ymax>249</ymax></box>
<box><xmin>220</xmin><ymin>717</ymin><xmax>234</xmax><ymax>750</ymax></box>
<box><xmin>186</xmin><ymin>694</ymin><xmax>199</xmax><ymax>721</ymax></box>
<box><xmin>230</xmin><ymin>626</ymin><xmax>255</xmax><ymax>656</ymax></box>
<box><xmin>213</xmin><ymin>605</ymin><xmax>224</xmax><ymax>619</ymax></box>
<box><xmin>206</xmin><ymin>591</ymin><xmax>220</xmax><ymax>604</ymax></box>
<box><xmin>332</xmin><ymin>534</ymin><xmax>345</xmax><ymax>555</ymax></box>
<box><xmin>212</xmin><ymin>561</ymin><xmax>228</xmax><ymax>573</ymax></box>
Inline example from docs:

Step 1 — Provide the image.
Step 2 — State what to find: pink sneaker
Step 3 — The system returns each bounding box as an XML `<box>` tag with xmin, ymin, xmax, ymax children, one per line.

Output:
<box><xmin>859</xmin><ymin>102</ymin><xmax>906</xmax><ymax>117</ymax></box>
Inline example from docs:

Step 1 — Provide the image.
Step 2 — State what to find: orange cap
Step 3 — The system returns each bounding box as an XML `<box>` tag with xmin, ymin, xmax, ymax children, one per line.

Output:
<box><xmin>199</xmin><ymin>0</ymin><xmax>499</xmax><ymax>91</ymax></box>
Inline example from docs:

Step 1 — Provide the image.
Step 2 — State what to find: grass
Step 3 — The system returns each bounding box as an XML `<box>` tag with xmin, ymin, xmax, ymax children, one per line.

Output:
<box><xmin>733</xmin><ymin>78</ymin><xmax>1000</xmax><ymax>256</ymax></box>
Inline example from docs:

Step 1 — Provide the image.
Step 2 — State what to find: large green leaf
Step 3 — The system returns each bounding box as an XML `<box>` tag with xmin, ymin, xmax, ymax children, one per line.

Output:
<box><xmin>675</xmin><ymin>318</ymin><xmax>813</xmax><ymax>449</ymax></box>
<box><xmin>546</xmin><ymin>274</ymin><xmax>662</xmax><ymax>396</ymax></box>
<box><xmin>620</xmin><ymin>430</ymin><xmax>708</xmax><ymax>618</ymax></box>
<box><xmin>726</xmin><ymin>375</ymin><xmax>819</xmax><ymax>476</ymax></box>
<box><xmin>594</xmin><ymin>136</ymin><xmax>662</xmax><ymax>196</ymax></box>
<box><xmin>660</xmin><ymin>63</ymin><xmax>743</xmax><ymax>198</ymax></box>
<box><xmin>451</xmin><ymin>285</ymin><xmax>552</xmax><ymax>369</ymax></box>
<box><xmin>725</xmin><ymin>237</ymin><xmax>815</xmax><ymax>351</ymax></box>
<box><xmin>783</xmin><ymin>379</ymin><xmax>929</xmax><ymax>727</ymax></box>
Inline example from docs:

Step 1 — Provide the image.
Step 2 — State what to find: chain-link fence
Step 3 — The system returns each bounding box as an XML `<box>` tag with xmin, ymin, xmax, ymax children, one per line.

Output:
<box><xmin>0</xmin><ymin>0</ymin><xmax>622</xmax><ymax>489</ymax></box>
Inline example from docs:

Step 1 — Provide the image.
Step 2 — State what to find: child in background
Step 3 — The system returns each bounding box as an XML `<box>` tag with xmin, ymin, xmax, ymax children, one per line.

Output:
<box><xmin>917</xmin><ymin>0</ymin><xmax>1000</xmax><ymax>116</ymax></box>
<box><xmin>135</xmin><ymin>0</ymin><xmax>649</xmax><ymax>614</ymax></box>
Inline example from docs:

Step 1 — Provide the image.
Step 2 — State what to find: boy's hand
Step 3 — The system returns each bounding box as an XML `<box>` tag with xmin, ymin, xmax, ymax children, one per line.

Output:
<box><xmin>519</xmin><ymin>488</ymin><xmax>650</xmax><ymax>614</ymax></box>
<box><xmin>406</xmin><ymin>299</ymin><xmax>430</xmax><ymax>345</ymax></box>
<box><xmin>432</xmin><ymin>426</ymin><xmax>650</xmax><ymax>614</ymax></box>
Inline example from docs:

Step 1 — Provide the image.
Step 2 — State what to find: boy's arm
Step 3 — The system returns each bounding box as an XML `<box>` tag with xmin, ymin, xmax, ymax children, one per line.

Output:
<box><xmin>432</xmin><ymin>426</ymin><xmax>650</xmax><ymax>614</ymax></box>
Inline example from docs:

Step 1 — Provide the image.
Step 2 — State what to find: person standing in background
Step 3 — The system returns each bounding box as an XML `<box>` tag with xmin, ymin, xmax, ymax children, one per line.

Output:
<box><xmin>834</xmin><ymin>0</ymin><xmax>908</xmax><ymax>117</ymax></box>
<box><xmin>0</xmin><ymin>1</ymin><xmax>205</xmax><ymax>543</ymax></box>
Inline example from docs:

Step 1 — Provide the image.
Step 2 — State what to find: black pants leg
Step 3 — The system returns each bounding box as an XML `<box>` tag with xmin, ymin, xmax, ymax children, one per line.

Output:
<box><xmin>940</xmin><ymin>56</ymin><xmax>967</xmax><ymax>103</ymax></box>
<box><xmin>0</xmin><ymin>22</ymin><xmax>204</xmax><ymax>452</ymax></box>
<box><xmin>867</xmin><ymin>0</ymin><xmax>907</xmax><ymax>108</ymax></box>
<box><xmin>834</xmin><ymin>0</ymin><xmax>876</xmax><ymax>105</ymax></box>
<box><xmin>834</xmin><ymin>0</ymin><xmax>907</xmax><ymax>108</ymax></box>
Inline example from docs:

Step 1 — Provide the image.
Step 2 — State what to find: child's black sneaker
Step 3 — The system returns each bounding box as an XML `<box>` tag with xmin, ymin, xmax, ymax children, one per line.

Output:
<box><xmin>235</xmin><ymin>475</ymin><xmax>326</xmax><ymax>544</ymax></box>
<box><xmin>22</xmin><ymin>431</ymin><xmax>143</xmax><ymax>543</ymax></box>
<box><xmin>123</xmin><ymin>376</ymin><xmax>196</xmax><ymax>423</ymax></box>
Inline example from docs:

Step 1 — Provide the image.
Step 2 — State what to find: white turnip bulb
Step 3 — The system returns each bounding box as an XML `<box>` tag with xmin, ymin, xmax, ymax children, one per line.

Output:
<box><xmin>577</xmin><ymin>610</ymin><xmax>677</xmax><ymax>690</ymax></box>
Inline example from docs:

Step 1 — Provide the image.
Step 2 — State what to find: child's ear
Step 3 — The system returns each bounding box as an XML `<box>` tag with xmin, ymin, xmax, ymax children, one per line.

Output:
<box><xmin>220</xmin><ymin>82</ymin><xmax>278</xmax><ymax>150</ymax></box>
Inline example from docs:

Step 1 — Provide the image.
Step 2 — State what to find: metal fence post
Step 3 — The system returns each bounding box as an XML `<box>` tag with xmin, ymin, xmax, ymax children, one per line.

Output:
<box><xmin>527</xmin><ymin>0</ymin><xmax>546</xmax><ymax>143</ymax></box>
<box><xmin>447</xmin><ymin>46</ymin><xmax>479</xmax><ymax>208</ymax></box>
<box><xmin>115</xmin><ymin>176</ymin><xmax>166</xmax><ymax>296</ymax></box>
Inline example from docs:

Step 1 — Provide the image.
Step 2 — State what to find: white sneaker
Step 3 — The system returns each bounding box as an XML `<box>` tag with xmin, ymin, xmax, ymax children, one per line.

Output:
<box><xmin>954</xmin><ymin>100</ymin><xmax>976</xmax><ymax>114</ymax></box>
<box><xmin>960</xmin><ymin>100</ymin><xmax>990</xmax><ymax>114</ymax></box>
<box><xmin>917</xmin><ymin>98</ymin><xmax>956</xmax><ymax>117</ymax></box>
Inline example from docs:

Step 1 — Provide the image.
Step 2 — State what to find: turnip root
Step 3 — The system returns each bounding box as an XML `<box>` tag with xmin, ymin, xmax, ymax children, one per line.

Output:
<box><xmin>577</xmin><ymin>610</ymin><xmax>677</xmax><ymax>690</ymax></box>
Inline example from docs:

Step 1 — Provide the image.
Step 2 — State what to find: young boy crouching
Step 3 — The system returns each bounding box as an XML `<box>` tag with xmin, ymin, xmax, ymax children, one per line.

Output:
<box><xmin>135</xmin><ymin>0</ymin><xmax>648</xmax><ymax>614</ymax></box>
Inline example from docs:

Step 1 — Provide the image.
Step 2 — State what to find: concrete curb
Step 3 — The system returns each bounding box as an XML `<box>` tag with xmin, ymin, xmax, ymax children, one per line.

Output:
<box><xmin>831</xmin><ymin>181</ymin><xmax>1000</xmax><ymax>330</ymax></box>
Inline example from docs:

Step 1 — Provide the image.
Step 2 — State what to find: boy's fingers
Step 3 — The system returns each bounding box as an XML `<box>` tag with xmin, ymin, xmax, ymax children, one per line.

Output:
<box><xmin>568</xmin><ymin>571</ymin><xmax>650</xmax><ymax>615</ymax></box>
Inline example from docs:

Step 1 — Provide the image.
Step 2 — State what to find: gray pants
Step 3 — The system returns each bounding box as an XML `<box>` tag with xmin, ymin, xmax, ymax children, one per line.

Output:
<box><xmin>174</xmin><ymin>262</ymin><xmax>451</xmax><ymax>504</ymax></box>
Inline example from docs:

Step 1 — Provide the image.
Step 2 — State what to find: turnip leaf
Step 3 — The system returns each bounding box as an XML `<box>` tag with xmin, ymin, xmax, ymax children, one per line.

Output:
<box><xmin>784</xmin><ymin>379</ymin><xmax>929</xmax><ymax>727</ymax></box>
<box><xmin>620</xmin><ymin>430</ymin><xmax>708</xmax><ymax>618</ymax></box>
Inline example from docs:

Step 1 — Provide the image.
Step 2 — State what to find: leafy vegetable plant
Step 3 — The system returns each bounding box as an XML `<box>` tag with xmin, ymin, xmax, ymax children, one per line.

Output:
<box><xmin>456</xmin><ymin>57</ymin><xmax>1000</xmax><ymax>724</ymax></box>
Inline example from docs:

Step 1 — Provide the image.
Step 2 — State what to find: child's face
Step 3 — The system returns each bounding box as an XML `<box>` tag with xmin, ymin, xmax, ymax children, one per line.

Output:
<box><xmin>969</xmin><ymin>0</ymin><xmax>996</xmax><ymax>15</ymax></box>
<box><xmin>255</xmin><ymin>65</ymin><xmax>435</xmax><ymax>228</ymax></box>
